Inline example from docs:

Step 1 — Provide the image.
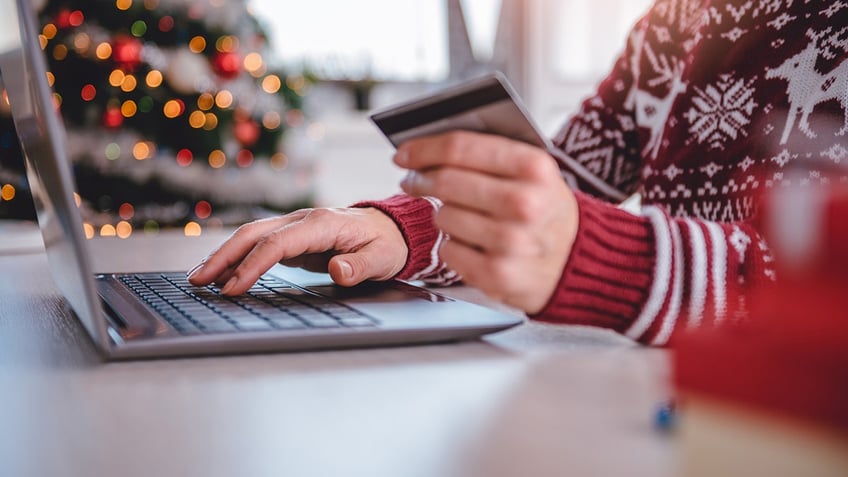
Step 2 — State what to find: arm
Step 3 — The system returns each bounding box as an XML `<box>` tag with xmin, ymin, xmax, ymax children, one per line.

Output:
<box><xmin>532</xmin><ymin>192</ymin><xmax>775</xmax><ymax>346</ymax></box>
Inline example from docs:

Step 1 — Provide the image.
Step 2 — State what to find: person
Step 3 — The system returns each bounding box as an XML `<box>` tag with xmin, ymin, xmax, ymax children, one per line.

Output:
<box><xmin>188</xmin><ymin>0</ymin><xmax>848</xmax><ymax>346</ymax></box>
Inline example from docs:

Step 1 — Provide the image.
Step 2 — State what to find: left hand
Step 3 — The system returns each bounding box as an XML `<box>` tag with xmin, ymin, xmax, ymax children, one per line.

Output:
<box><xmin>395</xmin><ymin>131</ymin><xmax>579</xmax><ymax>314</ymax></box>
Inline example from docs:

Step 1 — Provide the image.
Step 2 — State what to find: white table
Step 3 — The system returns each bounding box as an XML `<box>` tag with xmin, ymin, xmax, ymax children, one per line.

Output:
<box><xmin>0</xmin><ymin>221</ymin><xmax>674</xmax><ymax>477</ymax></box>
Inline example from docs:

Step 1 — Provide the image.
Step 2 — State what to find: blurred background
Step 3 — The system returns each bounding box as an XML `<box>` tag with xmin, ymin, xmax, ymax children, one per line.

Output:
<box><xmin>0</xmin><ymin>0</ymin><xmax>651</xmax><ymax>237</ymax></box>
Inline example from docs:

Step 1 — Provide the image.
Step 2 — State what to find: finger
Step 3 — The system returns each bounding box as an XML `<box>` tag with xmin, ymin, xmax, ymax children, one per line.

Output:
<box><xmin>327</xmin><ymin>241</ymin><xmax>404</xmax><ymax>287</ymax></box>
<box><xmin>209</xmin><ymin>264</ymin><xmax>237</xmax><ymax>287</ymax></box>
<box><xmin>394</xmin><ymin>130</ymin><xmax>555</xmax><ymax>181</ymax></box>
<box><xmin>439</xmin><ymin>239</ymin><xmax>519</xmax><ymax>306</ymax></box>
<box><xmin>401</xmin><ymin>167</ymin><xmax>545</xmax><ymax>221</ymax></box>
<box><xmin>433</xmin><ymin>204</ymin><xmax>537</xmax><ymax>255</ymax></box>
<box><xmin>188</xmin><ymin>212</ymin><xmax>308</xmax><ymax>285</ymax></box>
<box><xmin>219</xmin><ymin>210</ymin><xmax>365</xmax><ymax>295</ymax></box>
<box><xmin>280</xmin><ymin>252</ymin><xmax>335</xmax><ymax>273</ymax></box>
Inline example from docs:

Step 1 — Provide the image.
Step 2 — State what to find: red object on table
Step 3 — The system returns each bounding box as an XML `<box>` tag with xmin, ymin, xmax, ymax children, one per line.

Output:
<box><xmin>674</xmin><ymin>181</ymin><xmax>848</xmax><ymax>435</ymax></box>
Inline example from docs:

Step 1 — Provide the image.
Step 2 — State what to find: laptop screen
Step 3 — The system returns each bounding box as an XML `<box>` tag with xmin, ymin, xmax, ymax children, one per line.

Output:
<box><xmin>0</xmin><ymin>0</ymin><xmax>107</xmax><ymax>344</ymax></box>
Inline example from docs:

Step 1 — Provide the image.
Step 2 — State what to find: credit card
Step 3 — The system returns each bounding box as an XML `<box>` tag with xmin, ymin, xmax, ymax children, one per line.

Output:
<box><xmin>370</xmin><ymin>72</ymin><xmax>550</xmax><ymax>150</ymax></box>
<box><xmin>369</xmin><ymin>72</ymin><xmax>627</xmax><ymax>202</ymax></box>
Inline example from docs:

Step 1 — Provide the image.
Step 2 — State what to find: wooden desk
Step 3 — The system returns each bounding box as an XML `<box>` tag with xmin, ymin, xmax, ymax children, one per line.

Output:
<box><xmin>0</xmin><ymin>222</ymin><xmax>674</xmax><ymax>477</ymax></box>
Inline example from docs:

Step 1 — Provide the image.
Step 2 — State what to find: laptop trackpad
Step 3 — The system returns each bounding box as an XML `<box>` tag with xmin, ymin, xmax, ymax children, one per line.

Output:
<box><xmin>306</xmin><ymin>281</ymin><xmax>452</xmax><ymax>304</ymax></box>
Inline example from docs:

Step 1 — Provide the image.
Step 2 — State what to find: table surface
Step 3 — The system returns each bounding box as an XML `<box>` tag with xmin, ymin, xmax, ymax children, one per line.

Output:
<box><xmin>0</xmin><ymin>221</ymin><xmax>675</xmax><ymax>477</ymax></box>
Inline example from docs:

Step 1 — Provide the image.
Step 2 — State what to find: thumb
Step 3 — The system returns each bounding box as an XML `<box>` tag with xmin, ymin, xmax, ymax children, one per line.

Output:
<box><xmin>328</xmin><ymin>247</ymin><xmax>400</xmax><ymax>287</ymax></box>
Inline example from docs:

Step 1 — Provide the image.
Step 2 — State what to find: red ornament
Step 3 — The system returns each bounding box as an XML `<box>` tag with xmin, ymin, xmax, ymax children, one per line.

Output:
<box><xmin>212</xmin><ymin>51</ymin><xmax>241</xmax><ymax>79</ymax></box>
<box><xmin>112</xmin><ymin>36</ymin><xmax>143</xmax><ymax>70</ymax></box>
<box><xmin>55</xmin><ymin>9</ymin><xmax>73</xmax><ymax>29</ymax></box>
<box><xmin>103</xmin><ymin>107</ymin><xmax>123</xmax><ymax>129</ymax></box>
<box><xmin>233</xmin><ymin>118</ymin><xmax>260</xmax><ymax>147</ymax></box>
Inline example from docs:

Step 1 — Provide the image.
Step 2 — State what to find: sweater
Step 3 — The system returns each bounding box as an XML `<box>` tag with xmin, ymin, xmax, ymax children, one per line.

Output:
<box><xmin>358</xmin><ymin>0</ymin><xmax>848</xmax><ymax>346</ymax></box>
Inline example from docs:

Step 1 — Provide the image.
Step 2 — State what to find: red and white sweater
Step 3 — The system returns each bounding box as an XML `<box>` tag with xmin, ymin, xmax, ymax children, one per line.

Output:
<box><xmin>359</xmin><ymin>0</ymin><xmax>848</xmax><ymax>345</ymax></box>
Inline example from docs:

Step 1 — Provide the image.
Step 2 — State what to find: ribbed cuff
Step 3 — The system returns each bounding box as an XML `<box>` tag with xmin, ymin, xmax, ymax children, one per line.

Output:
<box><xmin>352</xmin><ymin>194</ymin><xmax>440</xmax><ymax>280</ymax></box>
<box><xmin>530</xmin><ymin>192</ymin><xmax>657</xmax><ymax>335</ymax></box>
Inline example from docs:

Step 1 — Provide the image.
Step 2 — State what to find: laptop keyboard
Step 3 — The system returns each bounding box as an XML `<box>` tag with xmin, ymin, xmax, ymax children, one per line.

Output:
<box><xmin>118</xmin><ymin>272</ymin><xmax>378</xmax><ymax>335</ymax></box>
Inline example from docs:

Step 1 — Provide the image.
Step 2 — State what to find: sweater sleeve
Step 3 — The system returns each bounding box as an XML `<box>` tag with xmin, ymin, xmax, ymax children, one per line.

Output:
<box><xmin>530</xmin><ymin>191</ymin><xmax>776</xmax><ymax>346</ymax></box>
<box><xmin>353</xmin><ymin>194</ymin><xmax>460</xmax><ymax>286</ymax></box>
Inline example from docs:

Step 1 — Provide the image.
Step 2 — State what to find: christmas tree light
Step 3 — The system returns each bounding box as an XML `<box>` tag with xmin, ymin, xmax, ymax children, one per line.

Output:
<box><xmin>0</xmin><ymin>0</ymin><xmax>315</xmax><ymax>229</ymax></box>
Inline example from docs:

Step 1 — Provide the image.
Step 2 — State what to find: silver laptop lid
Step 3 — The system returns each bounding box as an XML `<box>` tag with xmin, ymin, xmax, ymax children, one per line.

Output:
<box><xmin>0</xmin><ymin>0</ymin><xmax>109</xmax><ymax>347</ymax></box>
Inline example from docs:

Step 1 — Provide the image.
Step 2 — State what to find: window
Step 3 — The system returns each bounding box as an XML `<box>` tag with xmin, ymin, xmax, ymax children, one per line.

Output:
<box><xmin>249</xmin><ymin>0</ymin><xmax>449</xmax><ymax>81</ymax></box>
<box><xmin>551</xmin><ymin>0</ymin><xmax>653</xmax><ymax>80</ymax></box>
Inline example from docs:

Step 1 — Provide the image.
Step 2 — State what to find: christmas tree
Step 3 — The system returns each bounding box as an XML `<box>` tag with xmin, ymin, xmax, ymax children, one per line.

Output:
<box><xmin>0</xmin><ymin>0</ymin><xmax>314</xmax><ymax>236</ymax></box>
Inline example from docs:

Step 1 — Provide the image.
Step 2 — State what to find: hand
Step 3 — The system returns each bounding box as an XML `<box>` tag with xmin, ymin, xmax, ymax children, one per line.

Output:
<box><xmin>187</xmin><ymin>207</ymin><xmax>408</xmax><ymax>295</ymax></box>
<box><xmin>396</xmin><ymin>131</ymin><xmax>579</xmax><ymax>314</ymax></box>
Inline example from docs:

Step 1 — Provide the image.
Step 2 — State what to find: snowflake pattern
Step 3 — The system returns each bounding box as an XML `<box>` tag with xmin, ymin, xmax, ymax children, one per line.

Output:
<box><xmin>700</xmin><ymin>162</ymin><xmax>724</xmax><ymax>178</ymax></box>
<box><xmin>684</xmin><ymin>73</ymin><xmax>758</xmax><ymax>150</ymax></box>
<box><xmin>821</xmin><ymin>143</ymin><xmax>848</xmax><ymax>164</ymax></box>
<box><xmin>771</xmin><ymin>149</ymin><xmax>792</xmax><ymax>167</ymax></box>
<box><xmin>739</xmin><ymin>156</ymin><xmax>755</xmax><ymax>171</ymax></box>
<box><xmin>664</xmin><ymin>164</ymin><xmax>684</xmax><ymax>181</ymax></box>
<box><xmin>821</xmin><ymin>1</ymin><xmax>847</xmax><ymax>18</ymax></box>
<box><xmin>721</xmin><ymin>27</ymin><xmax>748</xmax><ymax>42</ymax></box>
<box><xmin>767</xmin><ymin>12</ymin><xmax>795</xmax><ymax>30</ymax></box>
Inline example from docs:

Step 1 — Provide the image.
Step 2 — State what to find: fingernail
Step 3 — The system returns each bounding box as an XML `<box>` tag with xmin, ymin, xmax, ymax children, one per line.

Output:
<box><xmin>186</xmin><ymin>262</ymin><xmax>204</xmax><ymax>280</ymax></box>
<box><xmin>400</xmin><ymin>171</ymin><xmax>414</xmax><ymax>189</ymax></box>
<box><xmin>337</xmin><ymin>260</ymin><xmax>353</xmax><ymax>279</ymax></box>
<box><xmin>393</xmin><ymin>149</ymin><xmax>409</xmax><ymax>166</ymax></box>
<box><xmin>221</xmin><ymin>276</ymin><xmax>238</xmax><ymax>295</ymax></box>
<box><xmin>401</xmin><ymin>171</ymin><xmax>430</xmax><ymax>191</ymax></box>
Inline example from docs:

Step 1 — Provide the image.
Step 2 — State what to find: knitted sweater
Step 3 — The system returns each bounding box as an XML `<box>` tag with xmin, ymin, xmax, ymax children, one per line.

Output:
<box><xmin>358</xmin><ymin>0</ymin><xmax>848</xmax><ymax>346</ymax></box>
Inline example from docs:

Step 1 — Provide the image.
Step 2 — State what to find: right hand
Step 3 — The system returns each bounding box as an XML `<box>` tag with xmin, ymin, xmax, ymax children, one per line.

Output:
<box><xmin>187</xmin><ymin>207</ymin><xmax>408</xmax><ymax>295</ymax></box>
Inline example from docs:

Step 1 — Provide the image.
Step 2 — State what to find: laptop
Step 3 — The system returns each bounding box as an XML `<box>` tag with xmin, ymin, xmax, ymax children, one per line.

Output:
<box><xmin>0</xmin><ymin>0</ymin><xmax>522</xmax><ymax>359</ymax></box>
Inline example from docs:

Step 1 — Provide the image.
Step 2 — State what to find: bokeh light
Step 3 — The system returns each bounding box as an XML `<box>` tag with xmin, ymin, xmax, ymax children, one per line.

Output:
<box><xmin>203</xmin><ymin>113</ymin><xmax>218</xmax><ymax>130</ymax></box>
<box><xmin>120</xmin><ymin>74</ymin><xmax>138</xmax><ymax>92</ymax></box>
<box><xmin>121</xmin><ymin>100</ymin><xmax>138</xmax><ymax>117</ymax></box>
<box><xmin>53</xmin><ymin>44</ymin><xmax>68</xmax><ymax>61</ymax></box>
<box><xmin>197</xmin><ymin>93</ymin><xmax>215</xmax><ymax>110</ymax></box>
<box><xmin>144</xmin><ymin>220</ymin><xmax>160</xmax><ymax>235</ymax></box>
<box><xmin>194</xmin><ymin>200</ymin><xmax>212</xmax><ymax>219</ymax></box>
<box><xmin>96</xmin><ymin>42</ymin><xmax>113</xmax><ymax>60</ymax></box>
<box><xmin>163</xmin><ymin>99</ymin><xmax>185</xmax><ymax>118</ymax></box>
<box><xmin>145</xmin><ymin>70</ymin><xmax>163</xmax><ymax>88</ymax></box>
<box><xmin>100</xmin><ymin>224</ymin><xmax>117</xmax><ymax>237</ymax></box>
<box><xmin>236</xmin><ymin>149</ymin><xmax>254</xmax><ymax>167</ymax></box>
<box><xmin>118</xmin><ymin>203</ymin><xmax>135</xmax><ymax>220</ymax></box>
<box><xmin>109</xmin><ymin>69</ymin><xmax>125</xmax><ymax>87</ymax></box>
<box><xmin>132</xmin><ymin>141</ymin><xmax>152</xmax><ymax>160</ymax></box>
<box><xmin>262</xmin><ymin>111</ymin><xmax>281</xmax><ymax>129</ymax></box>
<box><xmin>215</xmin><ymin>90</ymin><xmax>233</xmax><ymax>109</ymax></box>
<box><xmin>208</xmin><ymin>150</ymin><xmax>226</xmax><ymax>168</ymax></box>
<box><xmin>116</xmin><ymin>221</ymin><xmax>133</xmax><ymax>239</ymax></box>
<box><xmin>68</xmin><ymin>10</ymin><xmax>84</xmax><ymax>27</ymax></box>
<box><xmin>176</xmin><ymin>148</ymin><xmax>193</xmax><ymax>166</ymax></box>
<box><xmin>42</xmin><ymin>24</ymin><xmax>57</xmax><ymax>40</ymax></box>
<box><xmin>1</xmin><ymin>184</ymin><xmax>16</xmax><ymax>201</ymax></box>
<box><xmin>270</xmin><ymin>152</ymin><xmax>288</xmax><ymax>170</ymax></box>
<box><xmin>184</xmin><ymin>222</ymin><xmax>202</xmax><ymax>236</ymax></box>
<box><xmin>105</xmin><ymin>143</ymin><xmax>121</xmax><ymax>160</ymax></box>
<box><xmin>189</xmin><ymin>111</ymin><xmax>206</xmax><ymax>129</ymax></box>
<box><xmin>261</xmin><ymin>75</ymin><xmax>281</xmax><ymax>94</ymax></box>
<box><xmin>189</xmin><ymin>36</ymin><xmax>207</xmax><ymax>53</ymax></box>
<box><xmin>131</xmin><ymin>20</ymin><xmax>148</xmax><ymax>37</ymax></box>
